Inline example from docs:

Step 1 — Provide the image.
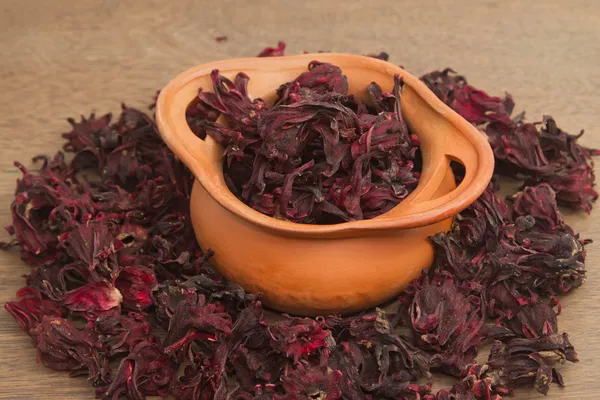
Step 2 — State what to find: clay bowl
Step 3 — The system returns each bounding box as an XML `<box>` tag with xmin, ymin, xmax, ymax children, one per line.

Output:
<box><xmin>156</xmin><ymin>54</ymin><xmax>494</xmax><ymax>316</ymax></box>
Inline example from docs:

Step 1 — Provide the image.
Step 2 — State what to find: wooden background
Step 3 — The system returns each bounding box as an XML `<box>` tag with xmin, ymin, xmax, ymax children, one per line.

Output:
<box><xmin>1</xmin><ymin>0</ymin><xmax>599</xmax><ymax>398</ymax></box>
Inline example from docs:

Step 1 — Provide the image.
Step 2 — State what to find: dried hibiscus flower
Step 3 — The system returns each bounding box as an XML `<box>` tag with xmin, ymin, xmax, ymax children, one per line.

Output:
<box><xmin>1</xmin><ymin>45</ymin><xmax>593</xmax><ymax>400</ymax></box>
<box><xmin>5</xmin><ymin>287</ymin><xmax>63</xmax><ymax>331</ymax></box>
<box><xmin>98</xmin><ymin>341</ymin><xmax>175</xmax><ymax>399</ymax></box>
<box><xmin>257</xmin><ymin>41</ymin><xmax>287</xmax><ymax>57</ymax></box>
<box><xmin>33</xmin><ymin>316</ymin><xmax>111</xmax><ymax>385</ymax></box>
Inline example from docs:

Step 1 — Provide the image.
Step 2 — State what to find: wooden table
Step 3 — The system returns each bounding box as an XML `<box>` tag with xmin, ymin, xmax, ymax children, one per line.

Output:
<box><xmin>1</xmin><ymin>1</ymin><xmax>598</xmax><ymax>398</ymax></box>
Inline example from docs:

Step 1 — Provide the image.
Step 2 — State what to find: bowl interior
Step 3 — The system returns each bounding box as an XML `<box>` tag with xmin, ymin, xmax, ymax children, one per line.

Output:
<box><xmin>186</xmin><ymin>58</ymin><xmax>445</xmax><ymax>220</ymax></box>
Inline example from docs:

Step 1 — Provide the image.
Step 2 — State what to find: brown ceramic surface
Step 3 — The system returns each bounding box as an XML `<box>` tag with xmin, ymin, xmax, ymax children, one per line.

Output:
<box><xmin>156</xmin><ymin>54</ymin><xmax>494</xmax><ymax>315</ymax></box>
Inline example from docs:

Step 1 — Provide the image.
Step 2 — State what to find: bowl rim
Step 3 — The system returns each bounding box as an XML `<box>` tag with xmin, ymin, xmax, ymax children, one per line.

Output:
<box><xmin>156</xmin><ymin>53</ymin><xmax>494</xmax><ymax>237</ymax></box>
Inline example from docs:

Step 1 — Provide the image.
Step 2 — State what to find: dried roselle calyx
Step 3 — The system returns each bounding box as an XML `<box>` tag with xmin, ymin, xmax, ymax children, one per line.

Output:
<box><xmin>506</xmin><ymin>302</ymin><xmax>558</xmax><ymax>338</ymax></box>
<box><xmin>33</xmin><ymin>316</ymin><xmax>110</xmax><ymax>385</ymax></box>
<box><xmin>407</xmin><ymin>274</ymin><xmax>484</xmax><ymax>376</ymax></box>
<box><xmin>257</xmin><ymin>41</ymin><xmax>286</xmax><ymax>57</ymax></box>
<box><xmin>198</xmin><ymin>70</ymin><xmax>266</xmax><ymax>136</ymax></box>
<box><xmin>61</xmin><ymin>281</ymin><xmax>122</xmax><ymax>319</ymax></box>
<box><xmin>532</xmin><ymin>116</ymin><xmax>599</xmax><ymax>211</ymax></box>
<box><xmin>288</xmin><ymin>61</ymin><xmax>349</xmax><ymax>95</ymax></box>
<box><xmin>153</xmin><ymin>270</ymin><xmax>255</xmax><ymax>326</ymax></box>
<box><xmin>420</xmin><ymin>68</ymin><xmax>467</xmax><ymax>105</ymax></box>
<box><xmin>433</xmin><ymin>371</ymin><xmax>507</xmax><ymax>400</ymax></box>
<box><xmin>281</xmin><ymin>361</ymin><xmax>343</xmax><ymax>400</ymax></box>
<box><xmin>328</xmin><ymin>308</ymin><xmax>431</xmax><ymax>394</ymax></box>
<box><xmin>410</xmin><ymin>276</ymin><xmax>471</xmax><ymax>348</ymax></box>
<box><xmin>483</xmin><ymin>333</ymin><xmax>578</xmax><ymax>395</ymax></box>
<box><xmin>93</xmin><ymin>312</ymin><xmax>156</xmax><ymax>357</ymax></box>
<box><xmin>4</xmin><ymin>287</ymin><xmax>63</xmax><ymax>331</ymax></box>
<box><xmin>421</xmin><ymin>68</ymin><xmax>515</xmax><ymax>123</ymax></box>
<box><xmin>486</xmin><ymin>119</ymin><xmax>552</xmax><ymax>177</ymax></box>
<box><xmin>509</xmin><ymin>183</ymin><xmax>563</xmax><ymax>230</ymax></box>
<box><xmin>367</xmin><ymin>81</ymin><xmax>396</xmax><ymax>113</ymax></box>
<box><xmin>98</xmin><ymin>341</ymin><xmax>175</xmax><ymax>399</ymax></box>
<box><xmin>163</xmin><ymin>292</ymin><xmax>232</xmax><ymax>362</ymax></box>
<box><xmin>268</xmin><ymin>316</ymin><xmax>334</xmax><ymax>364</ymax></box>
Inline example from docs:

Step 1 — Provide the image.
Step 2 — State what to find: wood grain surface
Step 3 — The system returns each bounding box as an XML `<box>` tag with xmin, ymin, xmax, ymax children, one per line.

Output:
<box><xmin>1</xmin><ymin>0</ymin><xmax>599</xmax><ymax>398</ymax></box>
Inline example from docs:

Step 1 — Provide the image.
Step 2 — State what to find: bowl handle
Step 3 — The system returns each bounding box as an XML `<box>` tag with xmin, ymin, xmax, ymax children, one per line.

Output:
<box><xmin>396</xmin><ymin>125</ymin><xmax>492</xmax><ymax>219</ymax></box>
<box><xmin>381</xmin><ymin>84</ymin><xmax>495</xmax><ymax>221</ymax></box>
<box><xmin>411</xmin><ymin>134</ymin><xmax>484</xmax><ymax>213</ymax></box>
<box><xmin>155</xmin><ymin>67</ymin><xmax>224</xmax><ymax>192</ymax></box>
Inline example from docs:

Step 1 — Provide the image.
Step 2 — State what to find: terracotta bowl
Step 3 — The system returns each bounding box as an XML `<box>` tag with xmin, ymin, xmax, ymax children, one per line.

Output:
<box><xmin>156</xmin><ymin>54</ymin><xmax>494</xmax><ymax>316</ymax></box>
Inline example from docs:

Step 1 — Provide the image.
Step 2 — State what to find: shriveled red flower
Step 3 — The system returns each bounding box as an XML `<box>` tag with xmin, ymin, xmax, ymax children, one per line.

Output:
<box><xmin>280</xmin><ymin>361</ymin><xmax>343</xmax><ymax>400</ymax></box>
<box><xmin>268</xmin><ymin>317</ymin><xmax>333</xmax><ymax>364</ymax></box>
<box><xmin>163</xmin><ymin>293</ymin><xmax>233</xmax><ymax>362</ymax></box>
<box><xmin>114</xmin><ymin>265</ymin><xmax>157</xmax><ymax>311</ymax></box>
<box><xmin>61</xmin><ymin>282</ymin><xmax>122</xmax><ymax>319</ymax></box>
<box><xmin>33</xmin><ymin>316</ymin><xmax>110</xmax><ymax>385</ymax></box>
<box><xmin>98</xmin><ymin>341</ymin><xmax>175</xmax><ymax>399</ymax></box>
<box><xmin>5</xmin><ymin>287</ymin><xmax>63</xmax><ymax>331</ymax></box>
<box><xmin>257</xmin><ymin>41</ymin><xmax>286</xmax><ymax>57</ymax></box>
<box><xmin>93</xmin><ymin>312</ymin><xmax>156</xmax><ymax>357</ymax></box>
<box><xmin>470</xmin><ymin>333</ymin><xmax>578</xmax><ymax>396</ymax></box>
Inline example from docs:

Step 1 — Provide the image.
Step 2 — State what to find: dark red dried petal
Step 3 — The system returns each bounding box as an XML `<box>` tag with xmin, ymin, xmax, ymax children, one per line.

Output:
<box><xmin>423</xmin><ymin>67</ymin><xmax>598</xmax><ymax>212</ymax></box>
<box><xmin>61</xmin><ymin>282</ymin><xmax>122</xmax><ymax>318</ymax></box>
<box><xmin>257</xmin><ymin>41</ymin><xmax>286</xmax><ymax>57</ymax></box>
<box><xmin>114</xmin><ymin>265</ymin><xmax>157</xmax><ymax>311</ymax></box>
<box><xmin>163</xmin><ymin>293</ymin><xmax>232</xmax><ymax>361</ymax></box>
<box><xmin>93</xmin><ymin>312</ymin><xmax>156</xmax><ymax>357</ymax></box>
<box><xmin>5</xmin><ymin>287</ymin><xmax>63</xmax><ymax>331</ymax></box>
<box><xmin>484</xmin><ymin>333</ymin><xmax>578</xmax><ymax>395</ymax></box>
<box><xmin>281</xmin><ymin>362</ymin><xmax>343</xmax><ymax>400</ymax></box>
<box><xmin>510</xmin><ymin>183</ymin><xmax>563</xmax><ymax>230</ymax></box>
<box><xmin>33</xmin><ymin>316</ymin><xmax>110</xmax><ymax>385</ymax></box>
<box><xmin>268</xmin><ymin>316</ymin><xmax>333</xmax><ymax>363</ymax></box>
<box><xmin>98</xmin><ymin>341</ymin><xmax>175</xmax><ymax>399</ymax></box>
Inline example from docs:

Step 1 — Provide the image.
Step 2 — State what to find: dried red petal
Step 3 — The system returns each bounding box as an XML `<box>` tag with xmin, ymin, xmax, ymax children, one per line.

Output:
<box><xmin>510</xmin><ymin>183</ymin><xmax>563</xmax><ymax>230</ymax></box>
<box><xmin>163</xmin><ymin>293</ymin><xmax>232</xmax><ymax>361</ymax></box>
<box><xmin>5</xmin><ymin>287</ymin><xmax>63</xmax><ymax>331</ymax></box>
<box><xmin>93</xmin><ymin>312</ymin><xmax>155</xmax><ymax>357</ymax></box>
<box><xmin>62</xmin><ymin>218</ymin><xmax>120</xmax><ymax>272</ymax></box>
<box><xmin>33</xmin><ymin>316</ymin><xmax>110</xmax><ymax>385</ymax></box>
<box><xmin>98</xmin><ymin>341</ymin><xmax>175</xmax><ymax>399</ymax></box>
<box><xmin>484</xmin><ymin>333</ymin><xmax>578</xmax><ymax>395</ymax></box>
<box><xmin>257</xmin><ymin>41</ymin><xmax>286</xmax><ymax>57</ymax></box>
<box><xmin>61</xmin><ymin>282</ymin><xmax>122</xmax><ymax>318</ymax></box>
<box><xmin>114</xmin><ymin>265</ymin><xmax>157</xmax><ymax>311</ymax></box>
<box><xmin>268</xmin><ymin>317</ymin><xmax>333</xmax><ymax>363</ymax></box>
<box><xmin>281</xmin><ymin>362</ymin><xmax>343</xmax><ymax>400</ymax></box>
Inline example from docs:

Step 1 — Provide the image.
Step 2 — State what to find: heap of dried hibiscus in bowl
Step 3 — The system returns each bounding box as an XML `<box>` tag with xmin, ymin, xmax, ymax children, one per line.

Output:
<box><xmin>187</xmin><ymin>62</ymin><xmax>420</xmax><ymax>223</ymax></box>
<box><xmin>2</xmin><ymin>44</ymin><xmax>597</xmax><ymax>399</ymax></box>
